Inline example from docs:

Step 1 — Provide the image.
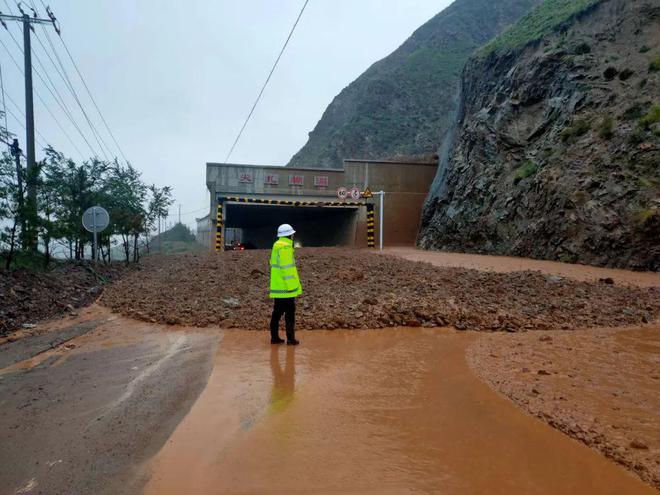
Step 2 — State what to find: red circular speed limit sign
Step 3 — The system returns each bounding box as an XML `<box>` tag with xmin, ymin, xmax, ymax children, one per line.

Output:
<box><xmin>337</xmin><ymin>187</ymin><xmax>348</xmax><ymax>199</ymax></box>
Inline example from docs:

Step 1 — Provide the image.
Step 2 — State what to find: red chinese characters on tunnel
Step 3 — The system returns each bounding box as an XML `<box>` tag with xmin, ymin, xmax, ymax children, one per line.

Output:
<box><xmin>314</xmin><ymin>176</ymin><xmax>329</xmax><ymax>188</ymax></box>
<box><xmin>289</xmin><ymin>175</ymin><xmax>304</xmax><ymax>187</ymax></box>
<box><xmin>264</xmin><ymin>173</ymin><xmax>279</xmax><ymax>185</ymax></box>
<box><xmin>239</xmin><ymin>173</ymin><xmax>253</xmax><ymax>184</ymax></box>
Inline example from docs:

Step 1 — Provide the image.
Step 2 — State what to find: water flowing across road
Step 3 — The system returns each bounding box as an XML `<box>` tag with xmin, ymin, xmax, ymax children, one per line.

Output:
<box><xmin>145</xmin><ymin>328</ymin><xmax>655</xmax><ymax>494</ymax></box>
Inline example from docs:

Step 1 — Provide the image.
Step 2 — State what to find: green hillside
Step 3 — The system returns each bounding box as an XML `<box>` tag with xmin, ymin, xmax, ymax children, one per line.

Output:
<box><xmin>479</xmin><ymin>0</ymin><xmax>602</xmax><ymax>56</ymax></box>
<box><xmin>287</xmin><ymin>0</ymin><xmax>542</xmax><ymax>168</ymax></box>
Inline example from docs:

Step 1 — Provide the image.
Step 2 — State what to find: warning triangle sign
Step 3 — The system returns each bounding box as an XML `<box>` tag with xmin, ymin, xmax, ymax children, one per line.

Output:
<box><xmin>362</xmin><ymin>187</ymin><xmax>373</xmax><ymax>198</ymax></box>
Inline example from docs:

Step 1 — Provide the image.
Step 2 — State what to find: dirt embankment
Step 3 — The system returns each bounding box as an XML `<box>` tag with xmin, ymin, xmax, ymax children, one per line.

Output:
<box><xmin>101</xmin><ymin>249</ymin><xmax>659</xmax><ymax>331</ymax></box>
<box><xmin>468</xmin><ymin>326</ymin><xmax>660</xmax><ymax>489</ymax></box>
<box><xmin>0</xmin><ymin>263</ymin><xmax>130</xmax><ymax>336</ymax></box>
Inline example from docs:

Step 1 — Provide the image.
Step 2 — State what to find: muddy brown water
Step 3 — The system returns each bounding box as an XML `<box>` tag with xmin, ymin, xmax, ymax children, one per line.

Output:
<box><xmin>145</xmin><ymin>328</ymin><xmax>654</xmax><ymax>494</ymax></box>
<box><xmin>385</xmin><ymin>247</ymin><xmax>660</xmax><ymax>287</ymax></box>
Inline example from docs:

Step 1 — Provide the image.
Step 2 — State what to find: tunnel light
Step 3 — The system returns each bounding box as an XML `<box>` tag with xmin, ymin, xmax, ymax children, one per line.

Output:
<box><xmin>294</xmin><ymin>241</ymin><xmax>302</xmax><ymax>248</ymax></box>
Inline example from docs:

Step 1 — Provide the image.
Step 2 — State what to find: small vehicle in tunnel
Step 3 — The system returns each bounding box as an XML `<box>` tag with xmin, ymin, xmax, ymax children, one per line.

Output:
<box><xmin>226</xmin><ymin>241</ymin><xmax>256</xmax><ymax>251</ymax></box>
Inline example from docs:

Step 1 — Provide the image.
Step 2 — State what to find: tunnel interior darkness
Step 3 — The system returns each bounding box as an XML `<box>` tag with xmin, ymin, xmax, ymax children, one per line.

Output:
<box><xmin>224</xmin><ymin>203</ymin><xmax>359</xmax><ymax>248</ymax></box>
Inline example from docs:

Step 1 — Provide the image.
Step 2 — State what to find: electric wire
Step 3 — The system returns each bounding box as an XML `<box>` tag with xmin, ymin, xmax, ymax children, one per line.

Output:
<box><xmin>5</xmin><ymin>104</ymin><xmax>47</xmax><ymax>149</ymax></box>
<box><xmin>34</xmin><ymin>0</ymin><xmax>122</xmax><ymax>162</ymax></box>
<box><xmin>2</xmin><ymin>0</ymin><xmax>107</xmax><ymax>159</ymax></box>
<box><xmin>0</xmin><ymin>36</ymin><xmax>84</xmax><ymax>159</ymax></box>
<box><xmin>167</xmin><ymin>206</ymin><xmax>208</xmax><ymax>217</ymax></box>
<box><xmin>0</xmin><ymin>22</ymin><xmax>97</xmax><ymax>158</ymax></box>
<box><xmin>0</xmin><ymin>58</ymin><xmax>9</xmax><ymax>147</ymax></box>
<box><xmin>5</xmin><ymin>89</ymin><xmax>49</xmax><ymax>144</ymax></box>
<box><xmin>31</xmin><ymin>27</ymin><xmax>111</xmax><ymax>160</ymax></box>
<box><xmin>224</xmin><ymin>0</ymin><xmax>310</xmax><ymax>162</ymax></box>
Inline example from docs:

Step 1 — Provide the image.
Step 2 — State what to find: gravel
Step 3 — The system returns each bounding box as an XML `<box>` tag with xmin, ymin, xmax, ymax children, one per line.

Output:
<box><xmin>100</xmin><ymin>249</ymin><xmax>659</xmax><ymax>331</ymax></box>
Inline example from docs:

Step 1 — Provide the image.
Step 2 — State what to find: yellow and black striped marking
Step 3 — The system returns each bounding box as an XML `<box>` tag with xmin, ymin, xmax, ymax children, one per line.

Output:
<box><xmin>366</xmin><ymin>204</ymin><xmax>375</xmax><ymax>248</ymax></box>
<box><xmin>215</xmin><ymin>203</ymin><xmax>224</xmax><ymax>252</ymax></box>
<box><xmin>217</xmin><ymin>196</ymin><xmax>376</xmax><ymax>249</ymax></box>
<box><xmin>222</xmin><ymin>196</ymin><xmax>364</xmax><ymax>207</ymax></box>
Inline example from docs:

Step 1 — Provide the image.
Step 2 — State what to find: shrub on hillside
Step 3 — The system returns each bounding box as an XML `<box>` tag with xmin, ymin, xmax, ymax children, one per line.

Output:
<box><xmin>597</xmin><ymin>116</ymin><xmax>614</xmax><ymax>139</ymax></box>
<box><xmin>514</xmin><ymin>161</ymin><xmax>538</xmax><ymax>184</ymax></box>
<box><xmin>649</xmin><ymin>55</ymin><xmax>660</xmax><ymax>72</ymax></box>
<box><xmin>561</xmin><ymin>119</ymin><xmax>591</xmax><ymax>142</ymax></box>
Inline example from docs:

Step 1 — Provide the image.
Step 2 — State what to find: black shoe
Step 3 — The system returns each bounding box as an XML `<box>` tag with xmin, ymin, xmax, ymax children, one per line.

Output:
<box><xmin>286</xmin><ymin>339</ymin><xmax>300</xmax><ymax>346</ymax></box>
<box><xmin>271</xmin><ymin>337</ymin><xmax>285</xmax><ymax>344</ymax></box>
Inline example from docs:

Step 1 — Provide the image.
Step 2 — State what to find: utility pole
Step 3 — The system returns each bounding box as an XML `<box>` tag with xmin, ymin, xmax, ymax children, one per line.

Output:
<box><xmin>22</xmin><ymin>14</ymin><xmax>36</xmax><ymax>251</ymax></box>
<box><xmin>178</xmin><ymin>204</ymin><xmax>181</xmax><ymax>224</ymax></box>
<box><xmin>0</xmin><ymin>10</ymin><xmax>57</xmax><ymax>252</ymax></box>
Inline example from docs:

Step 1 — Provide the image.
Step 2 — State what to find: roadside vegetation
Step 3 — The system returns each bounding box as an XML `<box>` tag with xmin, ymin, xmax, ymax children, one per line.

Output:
<box><xmin>0</xmin><ymin>113</ymin><xmax>173</xmax><ymax>269</ymax></box>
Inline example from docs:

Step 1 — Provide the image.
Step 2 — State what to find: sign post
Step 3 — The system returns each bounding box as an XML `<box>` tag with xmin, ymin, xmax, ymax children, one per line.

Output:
<box><xmin>372</xmin><ymin>191</ymin><xmax>385</xmax><ymax>251</ymax></box>
<box><xmin>82</xmin><ymin>206</ymin><xmax>110</xmax><ymax>262</ymax></box>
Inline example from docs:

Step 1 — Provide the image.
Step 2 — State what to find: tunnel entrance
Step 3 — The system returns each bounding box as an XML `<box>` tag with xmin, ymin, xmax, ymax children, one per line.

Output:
<box><xmin>223</xmin><ymin>202</ymin><xmax>360</xmax><ymax>249</ymax></box>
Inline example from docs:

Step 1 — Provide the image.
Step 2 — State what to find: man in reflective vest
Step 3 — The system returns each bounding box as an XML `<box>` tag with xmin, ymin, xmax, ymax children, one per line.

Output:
<box><xmin>269</xmin><ymin>223</ymin><xmax>302</xmax><ymax>345</ymax></box>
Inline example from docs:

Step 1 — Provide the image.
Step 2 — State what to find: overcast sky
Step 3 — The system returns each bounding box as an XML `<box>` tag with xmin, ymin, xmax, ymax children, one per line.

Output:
<box><xmin>1</xmin><ymin>0</ymin><xmax>451</xmax><ymax>228</ymax></box>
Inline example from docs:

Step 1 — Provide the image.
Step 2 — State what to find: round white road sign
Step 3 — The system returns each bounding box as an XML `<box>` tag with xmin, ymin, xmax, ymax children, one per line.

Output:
<box><xmin>82</xmin><ymin>206</ymin><xmax>110</xmax><ymax>233</ymax></box>
<box><xmin>350</xmin><ymin>187</ymin><xmax>361</xmax><ymax>200</ymax></box>
<box><xmin>337</xmin><ymin>187</ymin><xmax>348</xmax><ymax>199</ymax></box>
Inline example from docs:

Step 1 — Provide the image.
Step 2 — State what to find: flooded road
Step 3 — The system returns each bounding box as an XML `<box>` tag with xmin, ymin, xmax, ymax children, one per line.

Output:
<box><xmin>385</xmin><ymin>247</ymin><xmax>660</xmax><ymax>287</ymax></box>
<box><xmin>0</xmin><ymin>307</ymin><xmax>220</xmax><ymax>495</ymax></box>
<box><xmin>145</xmin><ymin>328</ymin><xmax>654</xmax><ymax>494</ymax></box>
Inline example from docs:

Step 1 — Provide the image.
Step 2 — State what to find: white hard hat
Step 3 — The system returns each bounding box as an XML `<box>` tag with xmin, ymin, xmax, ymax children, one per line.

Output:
<box><xmin>277</xmin><ymin>224</ymin><xmax>296</xmax><ymax>237</ymax></box>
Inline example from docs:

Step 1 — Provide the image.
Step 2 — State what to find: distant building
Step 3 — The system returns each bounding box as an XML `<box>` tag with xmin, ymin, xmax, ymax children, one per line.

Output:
<box><xmin>195</xmin><ymin>214</ymin><xmax>211</xmax><ymax>248</ymax></box>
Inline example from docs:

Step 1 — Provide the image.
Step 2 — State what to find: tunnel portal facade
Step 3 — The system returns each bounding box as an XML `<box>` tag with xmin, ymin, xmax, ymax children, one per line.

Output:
<box><xmin>206</xmin><ymin>159</ymin><xmax>437</xmax><ymax>251</ymax></box>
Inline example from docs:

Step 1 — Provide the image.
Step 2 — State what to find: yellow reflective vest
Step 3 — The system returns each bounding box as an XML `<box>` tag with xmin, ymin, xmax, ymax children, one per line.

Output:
<box><xmin>269</xmin><ymin>237</ymin><xmax>302</xmax><ymax>298</ymax></box>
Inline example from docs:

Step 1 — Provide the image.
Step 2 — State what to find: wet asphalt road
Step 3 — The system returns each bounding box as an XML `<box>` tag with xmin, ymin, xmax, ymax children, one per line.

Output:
<box><xmin>0</xmin><ymin>309</ymin><xmax>219</xmax><ymax>495</ymax></box>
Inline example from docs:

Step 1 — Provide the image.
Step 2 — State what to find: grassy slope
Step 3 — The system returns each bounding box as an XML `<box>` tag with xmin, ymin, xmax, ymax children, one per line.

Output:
<box><xmin>479</xmin><ymin>0</ymin><xmax>603</xmax><ymax>56</ymax></box>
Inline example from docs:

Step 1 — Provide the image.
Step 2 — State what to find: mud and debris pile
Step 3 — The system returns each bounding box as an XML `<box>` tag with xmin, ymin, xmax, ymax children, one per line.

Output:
<box><xmin>468</xmin><ymin>326</ymin><xmax>660</xmax><ymax>489</ymax></box>
<box><xmin>0</xmin><ymin>263</ymin><xmax>130</xmax><ymax>335</ymax></box>
<box><xmin>101</xmin><ymin>249</ymin><xmax>659</xmax><ymax>331</ymax></box>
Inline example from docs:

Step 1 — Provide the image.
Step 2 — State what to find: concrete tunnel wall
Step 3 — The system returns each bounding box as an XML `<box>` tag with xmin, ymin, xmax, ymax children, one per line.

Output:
<box><xmin>225</xmin><ymin>203</ymin><xmax>359</xmax><ymax>248</ymax></box>
<box><xmin>206</xmin><ymin>159</ymin><xmax>438</xmax><ymax>250</ymax></box>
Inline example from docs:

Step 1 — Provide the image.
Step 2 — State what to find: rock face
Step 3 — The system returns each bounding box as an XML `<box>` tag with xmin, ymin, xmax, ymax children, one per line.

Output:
<box><xmin>287</xmin><ymin>0</ymin><xmax>543</xmax><ymax>168</ymax></box>
<box><xmin>419</xmin><ymin>0</ymin><xmax>660</xmax><ymax>270</ymax></box>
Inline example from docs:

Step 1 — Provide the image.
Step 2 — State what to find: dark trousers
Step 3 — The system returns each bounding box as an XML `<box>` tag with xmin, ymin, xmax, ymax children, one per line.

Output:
<box><xmin>270</xmin><ymin>297</ymin><xmax>296</xmax><ymax>341</ymax></box>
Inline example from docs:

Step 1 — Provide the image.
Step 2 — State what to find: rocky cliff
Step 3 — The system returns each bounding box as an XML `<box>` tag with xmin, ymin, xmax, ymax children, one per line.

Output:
<box><xmin>419</xmin><ymin>0</ymin><xmax>660</xmax><ymax>270</ymax></box>
<box><xmin>287</xmin><ymin>0</ymin><xmax>543</xmax><ymax>168</ymax></box>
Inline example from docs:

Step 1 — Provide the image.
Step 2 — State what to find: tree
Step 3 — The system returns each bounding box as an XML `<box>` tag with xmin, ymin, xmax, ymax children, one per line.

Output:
<box><xmin>105</xmin><ymin>162</ymin><xmax>147</xmax><ymax>263</ymax></box>
<box><xmin>0</xmin><ymin>151</ymin><xmax>24</xmax><ymax>269</ymax></box>
<box><xmin>0</xmin><ymin>131</ymin><xmax>173</xmax><ymax>267</ymax></box>
<box><xmin>147</xmin><ymin>184</ymin><xmax>173</xmax><ymax>253</ymax></box>
<box><xmin>42</xmin><ymin>148</ymin><xmax>109</xmax><ymax>260</ymax></box>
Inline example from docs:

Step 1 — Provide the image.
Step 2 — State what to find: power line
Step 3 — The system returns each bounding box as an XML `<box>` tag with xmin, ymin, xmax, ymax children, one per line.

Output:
<box><xmin>56</xmin><ymin>31</ymin><xmax>129</xmax><ymax>163</ymax></box>
<box><xmin>0</xmin><ymin>59</ymin><xmax>9</xmax><ymax>146</ymax></box>
<box><xmin>224</xmin><ymin>0</ymin><xmax>310</xmax><ymax>162</ymax></box>
<box><xmin>36</xmin><ymin>0</ymin><xmax>128</xmax><ymax>163</ymax></box>
<box><xmin>31</xmin><ymin>26</ymin><xmax>110</xmax><ymax>160</ymax></box>
<box><xmin>1</xmin><ymin>36</ymin><xmax>85</xmax><ymax>158</ymax></box>
<box><xmin>2</xmin><ymin>0</ymin><xmax>106</xmax><ymax>159</ymax></box>
<box><xmin>167</xmin><ymin>206</ymin><xmax>208</xmax><ymax>217</ymax></box>
<box><xmin>5</xmin><ymin>104</ymin><xmax>47</xmax><ymax>148</ymax></box>
<box><xmin>0</xmin><ymin>21</ymin><xmax>93</xmax><ymax>158</ymax></box>
<box><xmin>5</xmin><ymin>89</ymin><xmax>49</xmax><ymax>145</ymax></box>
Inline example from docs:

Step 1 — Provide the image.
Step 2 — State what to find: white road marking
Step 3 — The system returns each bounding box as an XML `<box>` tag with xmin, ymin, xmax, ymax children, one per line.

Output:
<box><xmin>97</xmin><ymin>335</ymin><xmax>187</xmax><ymax>418</ymax></box>
<box><xmin>14</xmin><ymin>478</ymin><xmax>38</xmax><ymax>494</ymax></box>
